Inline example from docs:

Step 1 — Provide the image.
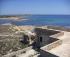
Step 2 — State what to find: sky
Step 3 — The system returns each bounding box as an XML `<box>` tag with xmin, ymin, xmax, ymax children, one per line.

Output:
<box><xmin>0</xmin><ymin>0</ymin><xmax>70</xmax><ymax>15</ymax></box>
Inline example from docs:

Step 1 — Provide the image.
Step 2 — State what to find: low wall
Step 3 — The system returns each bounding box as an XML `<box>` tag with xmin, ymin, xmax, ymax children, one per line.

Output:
<box><xmin>40</xmin><ymin>40</ymin><xmax>62</xmax><ymax>56</ymax></box>
<box><xmin>3</xmin><ymin>46</ymin><xmax>32</xmax><ymax>57</ymax></box>
<box><xmin>41</xmin><ymin>39</ymin><xmax>62</xmax><ymax>51</ymax></box>
<box><xmin>50</xmin><ymin>32</ymin><xmax>64</xmax><ymax>38</ymax></box>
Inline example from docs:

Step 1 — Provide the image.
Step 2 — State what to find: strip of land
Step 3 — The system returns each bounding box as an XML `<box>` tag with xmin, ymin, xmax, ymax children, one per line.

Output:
<box><xmin>0</xmin><ymin>16</ymin><xmax>28</xmax><ymax>21</ymax></box>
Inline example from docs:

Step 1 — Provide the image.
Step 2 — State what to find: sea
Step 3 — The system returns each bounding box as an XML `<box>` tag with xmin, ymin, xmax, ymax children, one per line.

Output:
<box><xmin>0</xmin><ymin>15</ymin><xmax>70</xmax><ymax>27</ymax></box>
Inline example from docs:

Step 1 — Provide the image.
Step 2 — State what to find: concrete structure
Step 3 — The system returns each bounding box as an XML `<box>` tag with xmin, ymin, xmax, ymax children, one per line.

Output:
<box><xmin>34</xmin><ymin>28</ymin><xmax>63</xmax><ymax>47</ymax></box>
<box><xmin>34</xmin><ymin>27</ymin><xmax>64</xmax><ymax>57</ymax></box>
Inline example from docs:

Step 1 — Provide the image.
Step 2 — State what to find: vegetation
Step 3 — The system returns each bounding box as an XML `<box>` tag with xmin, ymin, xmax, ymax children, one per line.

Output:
<box><xmin>0</xmin><ymin>36</ymin><xmax>28</xmax><ymax>56</ymax></box>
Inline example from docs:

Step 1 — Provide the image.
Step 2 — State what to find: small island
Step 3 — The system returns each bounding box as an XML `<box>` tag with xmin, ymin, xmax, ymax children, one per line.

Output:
<box><xmin>0</xmin><ymin>15</ymin><xmax>28</xmax><ymax>21</ymax></box>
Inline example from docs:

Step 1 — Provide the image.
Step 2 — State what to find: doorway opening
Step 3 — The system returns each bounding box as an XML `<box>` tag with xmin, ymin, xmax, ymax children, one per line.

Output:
<box><xmin>39</xmin><ymin>37</ymin><xmax>43</xmax><ymax>42</ymax></box>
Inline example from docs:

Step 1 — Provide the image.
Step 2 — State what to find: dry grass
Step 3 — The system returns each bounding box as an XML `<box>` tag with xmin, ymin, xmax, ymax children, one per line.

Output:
<box><xmin>0</xmin><ymin>36</ymin><xmax>28</xmax><ymax>56</ymax></box>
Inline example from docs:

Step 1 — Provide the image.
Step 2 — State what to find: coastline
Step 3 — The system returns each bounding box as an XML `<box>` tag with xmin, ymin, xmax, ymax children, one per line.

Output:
<box><xmin>0</xmin><ymin>18</ymin><xmax>28</xmax><ymax>21</ymax></box>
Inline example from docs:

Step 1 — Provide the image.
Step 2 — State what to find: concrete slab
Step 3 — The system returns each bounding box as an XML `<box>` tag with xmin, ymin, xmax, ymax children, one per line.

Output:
<box><xmin>49</xmin><ymin>32</ymin><xmax>70</xmax><ymax>57</ymax></box>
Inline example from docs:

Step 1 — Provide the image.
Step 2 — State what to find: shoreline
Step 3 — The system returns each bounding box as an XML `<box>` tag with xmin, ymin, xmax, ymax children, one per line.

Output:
<box><xmin>14</xmin><ymin>25</ymin><xmax>70</xmax><ymax>32</ymax></box>
<box><xmin>0</xmin><ymin>18</ymin><xmax>28</xmax><ymax>21</ymax></box>
<box><xmin>0</xmin><ymin>22</ymin><xmax>70</xmax><ymax>31</ymax></box>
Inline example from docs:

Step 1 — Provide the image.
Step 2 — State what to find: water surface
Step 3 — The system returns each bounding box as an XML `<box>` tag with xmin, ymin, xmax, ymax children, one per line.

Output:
<box><xmin>0</xmin><ymin>15</ymin><xmax>70</xmax><ymax>27</ymax></box>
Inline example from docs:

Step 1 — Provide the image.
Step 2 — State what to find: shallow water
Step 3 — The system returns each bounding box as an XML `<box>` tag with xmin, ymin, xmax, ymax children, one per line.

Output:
<box><xmin>0</xmin><ymin>15</ymin><xmax>70</xmax><ymax>27</ymax></box>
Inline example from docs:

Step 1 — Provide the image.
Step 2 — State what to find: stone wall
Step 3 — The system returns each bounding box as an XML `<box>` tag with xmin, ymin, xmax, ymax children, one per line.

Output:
<box><xmin>40</xmin><ymin>39</ymin><xmax>62</xmax><ymax>57</ymax></box>
<box><xmin>36</xmin><ymin>35</ymin><xmax>59</xmax><ymax>47</ymax></box>
<box><xmin>50</xmin><ymin>32</ymin><xmax>64</xmax><ymax>38</ymax></box>
<box><xmin>34</xmin><ymin>28</ymin><xmax>60</xmax><ymax>36</ymax></box>
<box><xmin>34</xmin><ymin>27</ymin><xmax>61</xmax><ymax>47</ymax></box>
<box><xmin>41</xmin><ymin>39</ymin><xmax>62</xmax><ymax>51</ymax></box>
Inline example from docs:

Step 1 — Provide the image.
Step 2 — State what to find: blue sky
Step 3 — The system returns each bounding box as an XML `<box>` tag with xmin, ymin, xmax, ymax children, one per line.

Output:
<box><xmin>0</xmin><ymin>0</ymin><xmax>70</xmax><ymax>15</ymax></box>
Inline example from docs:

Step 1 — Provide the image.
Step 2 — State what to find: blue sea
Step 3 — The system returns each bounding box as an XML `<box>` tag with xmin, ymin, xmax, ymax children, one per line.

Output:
<box><xmin>0</xmin><ymin>15</ymin><xmax>70</xmax><ymax>27</ymax></box>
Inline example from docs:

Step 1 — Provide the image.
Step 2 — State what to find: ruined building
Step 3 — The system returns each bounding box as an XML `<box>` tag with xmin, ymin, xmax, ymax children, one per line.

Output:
<box><xmin>34</xmin><ymin>27</ymin><xmax>64</xmax><ymax>57</ymax></box>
